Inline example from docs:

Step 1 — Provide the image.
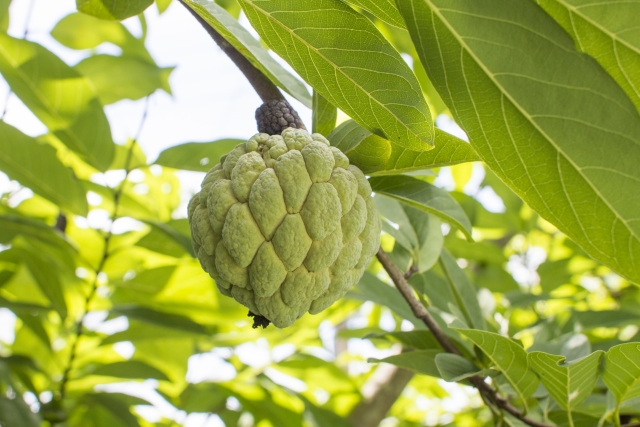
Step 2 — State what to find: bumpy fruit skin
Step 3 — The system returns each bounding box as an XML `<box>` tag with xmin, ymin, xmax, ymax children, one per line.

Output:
<box><xmin>188</xmin><ymin>128</ymin><xmax>380</xmax><ymax>328</ymax></box>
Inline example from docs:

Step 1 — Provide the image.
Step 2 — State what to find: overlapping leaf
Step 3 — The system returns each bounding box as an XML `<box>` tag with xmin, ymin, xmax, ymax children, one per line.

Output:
<box><xmin>312</xmin><ymin>91</ymin><xmax>337</xmax><ymax>136</ymax></box>
<box><xmin>341</xmin><ymin>0</ymin><xmax>405</xmax><ymax>28</ymax></box>
<box><xmin>0</xmin><ymin>122</ymin><xmax>88</xmax><ymax>216</ymax></box>
<box><xmin>0</xmin><ymin>34</ymin><xmax>114</xmax><ymax>171</ymax></box>
<box><xmin>238</xmin><ymin>0</ymin><xmax>434</xmax><ymax>151</ymax></box>
<box><xmin>370</xmin><ymin>350</ymin><xmax>442</xmax><ymax>377</ymax></box>
<box><xmin>536</xmin><ymin>0</ymin><xmax>640</xmax><ymax>113</ymax></box>
<box><xmin>439</xmin><ymin>250</ymin><xmax>485</xmax><ymax>330</ymax></box>
<box><xmin>154</xmin><ymin>139</ymin><xmax>243</xmax><ymax>172</ymax></box>
<box><xmin>369</xmin><ymin>175</ymin><xmax>473</xmax><ymax>239</ymax></box>
<box><xmin>602</xmin><ymin>343</ymin><xmax>640</xmax><ymax>407</ymax></box>
<box><xmin>398</xmin><ymin>0</ymin><xmax>640</xmax><ymax>283</ymax></box>
<box><xmin>528</xmin><ymin>351</ymin><xmax>603</xmax><ymax>414</ymax></box>
<box><xmin>329</xmin><ymin>120</ymin><xmax>478</xmax><ymax>175</ymax></box>
<box><xmin>183</xmin><ymin>0</ymin><xmax>312</xmax><ymax>107</ymax></box>
<box><xmin>455</xmin><ymin>329</ymin><xmax>539</xmax><ymax>412</ymax></box>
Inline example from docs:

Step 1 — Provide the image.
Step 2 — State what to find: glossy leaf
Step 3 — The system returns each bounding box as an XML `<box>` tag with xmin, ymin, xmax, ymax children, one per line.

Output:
<box><xmin>92</xmin><ymin>360</ymin><xmax>170</xmax><ymax>381</ymax></box>
<box><xmin>312</xmin><ymin>91</ymin><xmax>337</xmax><ymax>136</ymax></box>
<box><xmin>154</xmin><ymin>139</ymin><xmax>243</xmax><ymax>172</ymax></box>
<box><xmin>137</xmin><ymin>220</ymin><xmax>195</xmax><ymax>257</ymax></box>
<box><xmin>76</xmin><ymin>0</ymin><xmax>153</xmax><ymax>20</ymax></box>
<box><xmin>602</xmin><ymin>343</ymin><xmax>640</xmax><ymax>407</ymax></box>
<box><xmin>528</xmin><ymin>351</ymin><xmax>603</xmax><ymax>413</ymax></box>
<box><xmin>455</xmin><ymin>329</ymin><xmax>539</xmax><ymax>411</ymax></box>
<box><xmin>370</xmin><ymin>349</ymin><xmax>442</xmax><ymax>377</ymax></box>
<box><xmin>183</xmin><ymin>0</ymin><xmax>312</xmax><ymax>107</ymax></box>
<box><xmin>238</xmin><ymin>0</ymin><xmax>434</xmax><ymax>151</ymax></box>
<box><xmin>376</xmin><ymin>195</ymin><xmax>443</xmax><ymax>272</ymax></box>
<box><xmin>75</xmin><ymin>55</ymin><xmax>173</xmax><ymax>104</ymax></box>
<box><xmin>368</xmin><ymin>330</ymin><xmax>441</xmax><ymax>350</ymax></box>
<box><xmin>435</xmin><ymin>352</ymin><xmax>481</xmax><ymax>382</ymax></box>
<box><xmin>329</xmin><ymin>120</ymin><xmax>478</xmax><ymax>175</ymax></box>
<box><xmin>0</xmin><ymin>122</ymin><xmax>88</xmax><ymax>216</ymax></box>
<box><xmin>0</xmin><ymin>214</ymin><xmax>74</xmax><ymax>254</ymax></box>
<box><xmin>369</xmin><ymin>175</ymin><xmax>473</xmax><ymax>239</ymax></box>
<box><xmin>52</xmin><ymin>12</ymin><xmax>152</xmax><ymax>61</ymax></box>
<box><xmin>535</xmin><ymin>0</ymin><xmax>640</xmax><ymax>113</ymax></box>
<box><xmin>439</xmin><ymin>250</ymin><xmax>485</xmax><ymax>330</ymax></box>
<box><xmin>0</xmin><ymin>34</ymin><xmax>114</xmax><ymax>171</ymax></box>
<box><xmin>341</xmin><ymin>0</ymin><xmax>405</xmax><ymax>28</ymax></box>
<box><xmin>350</xmin><ymin>271</ymin><xmax>426</xmax><ymax>329</ymax></box>
<box><xmin>398</xmin><ymin>0</ymin><xmax>640</xmax><ymax>283</ymax></box>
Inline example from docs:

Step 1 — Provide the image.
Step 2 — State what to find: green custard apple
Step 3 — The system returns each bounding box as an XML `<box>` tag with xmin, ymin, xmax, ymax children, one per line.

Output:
<box><xmin>188</xmin><ymin>128</ymin><xmax>380</xmax><ymax>328</ymax></box>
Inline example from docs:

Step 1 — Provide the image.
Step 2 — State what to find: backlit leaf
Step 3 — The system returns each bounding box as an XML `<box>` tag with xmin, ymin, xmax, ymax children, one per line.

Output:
<box><xmin>398</xmin><ymin>0</ymin><xmax>640</xmax><ymax>283</ymax></box>
<box><xmin>0</xmin><ymin>34</ymin><xmax>114</xmax><ymax>170</ymax></box>
<box><xmin>238</xmin><ymin>0</ymin><xmax>434</xmax><ymax>151</ymax></box>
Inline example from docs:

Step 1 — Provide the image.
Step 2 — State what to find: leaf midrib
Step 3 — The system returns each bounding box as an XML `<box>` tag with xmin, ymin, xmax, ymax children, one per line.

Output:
<box><xmin>241</xmin><ymin>0</ymin><xmax>433</xmax><ymax>148</ymax></box>
<box><xmin>0</xmin><ymin>40</ymin><xmax>92</xmax><ymax>161</ymax></box>
<box><xmin>423</xmin><ymin>1</ymin><xmax>640</xmax><ymax>245</ymax></box>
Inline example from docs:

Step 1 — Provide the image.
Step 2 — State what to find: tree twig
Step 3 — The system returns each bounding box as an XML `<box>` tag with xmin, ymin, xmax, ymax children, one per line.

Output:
<box><xmin>179</xmin><ymin>0</ymin><xmax>283</xmax><ymax>102</ymax></box>
<box><xmin>57</xmin><ymin>97</ymin><xmax>151</xmax><ymax>405</ymax></box>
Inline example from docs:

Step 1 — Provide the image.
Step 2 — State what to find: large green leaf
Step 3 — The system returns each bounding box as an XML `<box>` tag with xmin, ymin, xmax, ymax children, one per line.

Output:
<box><xmin>183</xmin><ymin>0</ymin><xmax>312</xmax><ymax>107</ymax></box>
<box><xmin>602</xmin><ymin>343</ymin><xmax>640</xmax><ymax>408</ymax></box>
<box><xmin>75</xmin><ymin>55</ymin><xmax>173</xmax><ymax>104</ymax></box>
<box><xmin>455</xmin><ymin>329</ymin><xmax>539</xmax><ymax>412</ymax></box>
<box><xmin>341</xmin><ymin>0</ymin><xmax>405</xmax><ymax>28</ymax></box>
<box><xmin>77</xmin><ymin>0</ymin><xmax>153</xmax><ymax>20</ymax></box>
<box><xmin>370</xmin><ymin>349</ymin><xmax>442</xmax><ymax>377</ymax></box>
<box><xmin>329</xmin><ymin>120</ymin><xmax>479</xmax><ymax>175</ymax></box>
<box><xmin>369</xmin><ymin>175</ymin><xmax>473</xmax><ymax>239</ymax></box>
<box><xmin>312</xmin><ymin>91</ymin><xmax>337</xmax><ymax>136</ymax></box>
<box><xmin>528</xmin><ymin>351</ymin><xmax>603</xmax><ymax>414</ymax></box>
<box><xmin>398</xmin><ymin>0</ymin><xmax>640</xmax><ymax>283</ymax></box>
<box><xmin>536</xmin><ymin>0</ymin><xmax>640</xmax><ymax>113</ymax></box>
<box><xmin>154</xmin><ymin>139</ymin><xmax>243</xmax><ymax>172</ymax></box>
<box><xmin>0</xmin><ymin>34</ymin><xmax>114</xmax><ymax>171</ymax></box>
<box><xmin>0</xmin><ymin>122</ymin><xmax>88</xmax><ymax>216</ymax></box>
<box><xmin>238</xmin><ymin>0</ymin><xmax>434</xmax><ymax>151</ymax></box>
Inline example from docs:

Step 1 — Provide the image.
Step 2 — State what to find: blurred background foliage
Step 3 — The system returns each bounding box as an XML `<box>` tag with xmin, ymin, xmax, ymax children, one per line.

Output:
<box><xmin>0</xmin><ymin>0</ymin><xmax>639</xmax><ymax>427</ymax></box>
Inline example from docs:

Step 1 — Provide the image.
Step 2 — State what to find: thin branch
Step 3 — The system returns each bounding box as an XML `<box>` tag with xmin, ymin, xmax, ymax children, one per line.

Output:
<box><xmin>178</xmin><ymin>0</ymin><xmax>283</xmax><ymax>102</ymax></box>
<box><xmin>57</xmin><ymin>97</ymin><xmax>151</xmax><ymax>403</ymax></box>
